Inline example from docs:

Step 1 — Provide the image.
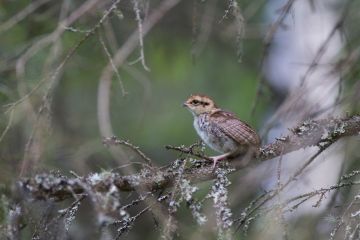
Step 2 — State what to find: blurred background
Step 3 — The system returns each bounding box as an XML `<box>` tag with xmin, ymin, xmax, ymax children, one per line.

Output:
<box><xmin>0</xmin><ymin>0</ymin><xmax>360</xmax><ymax>239</ymax></box>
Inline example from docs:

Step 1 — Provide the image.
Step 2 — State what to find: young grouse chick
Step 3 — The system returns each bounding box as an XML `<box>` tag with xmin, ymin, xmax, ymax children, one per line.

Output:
<box><xmin>183</xmin><ymin>94</ymin><xmax>260</xmax><ymax>167</ymax></box>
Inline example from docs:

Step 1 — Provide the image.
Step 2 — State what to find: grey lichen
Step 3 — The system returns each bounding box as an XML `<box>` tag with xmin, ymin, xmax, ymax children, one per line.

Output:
<box><xmin>63</xmin><ymin>201</ymin><xmax>81</xmax><ymax>231</ymax></box>
<box><xmin>87</xmin><ymin>173</ymin><xmax>104</xmax><ymax>185</ymax></box>
<box><xmin>341</xmin><ymin>170</ymin><xmax>360</xmax><ymax>181</ymax></box>
<box><xmin>179</xmin><ymin>179</ymin><xmax>207</xmax><ymax>225</ymax></box>
<box><xmin>317</xmin><ymin>121</ymin><xmax>348</xmax><ymax>150</ymax></box>
<box><xmin>179</xmin><ymin>179</ymin><xmax>197</xmax><ymax>202</ymax></box>
<box><xmin>293</xmin><ymin>119</ymin><xmax>319</xmax><ymax>137</ymax></box>
<box><xmin>333</xmin><ymin>122</ymin><xmax>347</xmax><ymax>136</ymax></box>
<box><xmin>207</xmin><ymin>167</ymin><xmax>235</xmax><ymax>240</ymax></box>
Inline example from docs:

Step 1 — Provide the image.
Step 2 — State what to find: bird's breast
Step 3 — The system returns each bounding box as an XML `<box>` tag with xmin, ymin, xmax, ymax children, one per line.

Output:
<box><xmin>193</xmin><ymin>114</ymin><xmax>238</xmax><ymax>153</ymax></box>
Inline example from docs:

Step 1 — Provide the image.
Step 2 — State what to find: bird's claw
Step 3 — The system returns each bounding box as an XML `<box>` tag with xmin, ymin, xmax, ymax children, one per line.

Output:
<box><xmin>210</xmin><ymin>154</ymin><xmax>229</xmax><ymax>171</ymax></box>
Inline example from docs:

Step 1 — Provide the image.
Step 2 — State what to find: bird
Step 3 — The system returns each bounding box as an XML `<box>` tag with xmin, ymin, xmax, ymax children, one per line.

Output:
<box><xmin>183</xmin><ymin>94</ymin><xmax>260</xmax><ymax>168</ymax></box>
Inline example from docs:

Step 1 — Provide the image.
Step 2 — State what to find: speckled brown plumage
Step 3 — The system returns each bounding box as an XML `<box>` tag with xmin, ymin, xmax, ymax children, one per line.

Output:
<box><xmin>209</xmin><ymin>110</ymin><xmax>260</xmax><ymax>147</ymax></box>
<box><xmin>183</xmin><ymin>94</ymin><xmax>260</xmax><ymax>166</ymax></box>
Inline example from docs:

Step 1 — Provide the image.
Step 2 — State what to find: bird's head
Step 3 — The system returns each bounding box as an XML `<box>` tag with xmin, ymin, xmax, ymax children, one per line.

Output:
<box><xmin>183</xmin><ymin>94</ymin><xmax>217</xmax><ymax>116</ymax></box>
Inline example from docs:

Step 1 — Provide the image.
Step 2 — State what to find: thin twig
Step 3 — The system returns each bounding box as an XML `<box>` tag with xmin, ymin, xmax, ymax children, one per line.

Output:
<box><xmin>165</xmin><ymin>141</ymin><xmax>212</xmax><ymax>161</ymax></box>
<box><xmin>131</xmin><ymin>0</ymin><xmax>150</xmax><ymax>71</ymax></box>
<box><xmin>99</xmin><ymin>34</ymin><xmax>128</xmax><ymax>96</ymax></box>
<box><xmin>103</xmin><ymin>136</ymin><xmax>153</xmax><ymax>167</ymax></box>
<box><xmin>250</xmin><ymin>0</ymin><xmax>296</xmax><ymax>117</ymax></box>
<box><xmin>0</xmin><ymin>108</ymin><xmax>15</xmax><ymax>144</ymax></box>
<box><xmin>299</xmin><ymin>0</ymin><xmax>353</xmax><ymax>86</ymax></box>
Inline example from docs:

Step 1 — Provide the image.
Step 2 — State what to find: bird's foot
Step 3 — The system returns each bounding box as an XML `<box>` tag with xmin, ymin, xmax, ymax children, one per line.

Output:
<box><xmin>210</xmin><ymin>153</ymin><xmax>231</xmax><ymax>170</ymax></box>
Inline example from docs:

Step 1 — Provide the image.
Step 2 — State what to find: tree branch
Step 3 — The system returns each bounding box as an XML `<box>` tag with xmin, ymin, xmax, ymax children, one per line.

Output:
<box><xmin>19</xmin><ymin>115</ymin><xmax>360</xmax><ymax>201</ymax></box>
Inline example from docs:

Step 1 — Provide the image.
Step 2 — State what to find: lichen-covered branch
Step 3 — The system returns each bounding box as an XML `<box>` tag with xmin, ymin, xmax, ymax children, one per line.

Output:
<box><xmin>19</xmin><ymin>115</ymin><xmax>360</xmax><ymax>201</ymax></box>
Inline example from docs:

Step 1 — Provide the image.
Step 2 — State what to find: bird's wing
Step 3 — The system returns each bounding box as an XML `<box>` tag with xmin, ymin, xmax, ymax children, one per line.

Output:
<box><xmin>210</xmin><ymin>110</ymin><xmax>260</xmax><ymax>146</ymax></box>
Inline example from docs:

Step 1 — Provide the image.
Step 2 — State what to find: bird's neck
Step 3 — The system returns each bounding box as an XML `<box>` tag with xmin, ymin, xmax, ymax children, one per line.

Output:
<box><xmin>192</xmin><ymin>108</ymin><xmax>220</xmax><ymax>118</ymax></box>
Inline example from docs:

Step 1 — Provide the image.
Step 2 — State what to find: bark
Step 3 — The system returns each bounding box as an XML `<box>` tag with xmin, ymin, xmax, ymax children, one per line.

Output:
<box><xmin>19</xmin><ymin>115</ymin><xmax>360</xmax><ymax>201</ymax></box>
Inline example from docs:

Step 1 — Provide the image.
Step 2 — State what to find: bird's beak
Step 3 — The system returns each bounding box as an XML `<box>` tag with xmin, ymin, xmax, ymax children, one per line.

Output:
<box><xmin>182</xmin><ymin>102</ymin><xmax>188</xmax><ymax>107</ymax></box>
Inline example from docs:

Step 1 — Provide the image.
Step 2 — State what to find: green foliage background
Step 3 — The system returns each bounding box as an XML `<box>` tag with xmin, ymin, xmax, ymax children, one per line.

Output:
<box><xmin>0</xmin><ymin>0</ymin><xmax>266</xmax><ymax>176</ymax></box>
<box><xmin>1</xmin><ymin>0</ymin><xmax>359</xmax><ymax>239</ymax></box>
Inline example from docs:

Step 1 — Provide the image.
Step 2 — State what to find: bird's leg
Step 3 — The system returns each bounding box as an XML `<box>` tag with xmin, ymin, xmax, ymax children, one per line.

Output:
<box><xmin>210</xmin><ymin>152</ymin><xmax>231</xmax><ymax>169</ymax></box>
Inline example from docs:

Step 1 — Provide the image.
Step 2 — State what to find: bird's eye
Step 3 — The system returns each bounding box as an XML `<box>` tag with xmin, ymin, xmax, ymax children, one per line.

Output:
<box><xmin>203</xmin><ymin>102</ymin><xmax>209</xmax><ymax>106</ymax></box>
<box><xmin>191</xmin><ymin>100</ymin><xmax>200</xmax><ymax>105</ymax></box>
